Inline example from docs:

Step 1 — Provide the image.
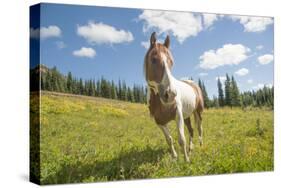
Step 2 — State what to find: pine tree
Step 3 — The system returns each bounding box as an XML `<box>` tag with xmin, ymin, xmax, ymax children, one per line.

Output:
<box><xmin>88</xmin><ymin>80</ymin><xmax>94</xmax><ymax>96</ymax></box>
<box><xmin>92</xmin><ymin>79</ymin><xmax>96</xmax><ymax>96</ymax></box>
<box><xmin>66</xmin><ymin>72</ymin><xmax>73</xmax><ymax>93</ymax></box>
<box><xmin>224</xmin><ymin>74</ymin><xmax>232</xmax><ymax>107</ymax></box>
<box><xmin>111</xmin><ymin>80</ymin><xmax>117</xmax><ymax>99</ymax></box>
<box><xmin>121</xmin><ymin>81</ymin><xmax>128</xmax><ymax>101</ymax></box>
<box><xmin>118</xmin><ymin>79</ymin><xmax>122</xmax><ymax>100</ymax></box>
<box><xmin>46</xmin><ymin>71</ymin><xmax>53</xmax><ymax>91</ymax></box>
<box><xmin>202</xmin><ymin>82</ymin><xmax>210</xmax><ymax>108</ymax></box>
<box><xmin>217</xmin><ymin>78</ymin><xmax>224</xmax><ymax>107</ymax></box>
<box><xmin>127</xmin><ymin>87</ymin><xmax>135</xmax><ymax>102</ymax></box>
<box><xmin>96</xmin><ymin>80</ymin><xmax>101</xmax><ymax>97</ymax></box>
<box><xmin>79</xmin><ymin>78</ymin><xmax>84</xmax><ymax>95</ymax></box>
<box><xmin>198</xmin><ymin>79</ymin><xmax>210</xmax><ymax>108</ymax></box>
<box><xmin>230</xmin><ymin>76</ymin><xmax>241</xmax><ymax>107</ymax></box>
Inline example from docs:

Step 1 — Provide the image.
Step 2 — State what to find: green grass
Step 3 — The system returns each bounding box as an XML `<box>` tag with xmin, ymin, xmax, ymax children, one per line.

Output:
<box><xmin>33</xmin><ymin>91</ymin><xmax>273</xmax><ymax>184</ymax></box>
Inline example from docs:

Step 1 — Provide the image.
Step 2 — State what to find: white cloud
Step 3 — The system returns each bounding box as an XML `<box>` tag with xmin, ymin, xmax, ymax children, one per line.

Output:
<box><xmin>230</xmin><ymin>16</ymin><xmax>273</xmax><ymax>32</ymax></box>
<box><xmin>247</xmin><ymin>79</ymin><xmax>253</xmax><ymax>84</ymax></box>
<box><xmin>73</xmin><ymin>47</ymin><xmax>96</xmax><ymax>58</ymax></box>
<box><xmin>202</xmin><ymin>13</ymin><xmax>218</xmax><ymax>28</ymax></box>
<box><xmin>30</xmin><ymin>25</ymin><xmax>62</xmax><ymax>39</ymax></box>
<box><xmin>56</xmin><ymin>41</ymin><xmax>66</xmax><ymax>49</ymax></box>
<box><xmin>266</xmin><ymin>83</ymin><xmax>273</xmax><ymax>88</ymax></box>
<box><xmin>141</xmin><ymin>41</ymin><xmax>150</xmax><ymax>49</ymax></box>
<box><xmin>77</xmin><ymin>21</ymin><xmax>134</xmax><ymax>45</ymax></box>
<box><xmin>199</xmin><ymin>44</ymin><xmax>250</xmax><ymax>69</ymax></box>
<box><xmin>139</xmin><ymin>10</ymin><xmax>202</xmax><ymax>43</ymax></box>
<box><xmin>198</xmin><ymin>72</ymin><xmax>208</xmax><ymax>77</ymax></box>
<box><xmin>215</xmin><ymin>76</ymin><xmax>227</xmax><ymax>82</ymax></box>
<box><xmin>257</xmin><ymin>54</ymin><xmax>274</xmax><ymax>65</ymax></box>
<box><xmin>253</xmin><ymin>83</ymin><xmax>273</xmax><ymax>90</ymax></box>
<box><xmin>235</xmin><ymin>68</ymin><xmax>249</xmax><ymax>76</ymax></box>
<box><xmin>140</xmin><ymin>38</ymin><xmax>165</xmax><ymax>49</ymax></box>
<box><xmin>256</xmin><ymin>45</ymin><xmax>263</xmax><ymax>50</ymax></box>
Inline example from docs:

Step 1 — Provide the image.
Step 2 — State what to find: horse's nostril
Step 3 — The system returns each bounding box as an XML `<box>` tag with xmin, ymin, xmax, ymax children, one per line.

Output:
<box><xmin>165</xmin><ymin>92</ymin><xmax>169</xmax><ymax>99</ymax></box>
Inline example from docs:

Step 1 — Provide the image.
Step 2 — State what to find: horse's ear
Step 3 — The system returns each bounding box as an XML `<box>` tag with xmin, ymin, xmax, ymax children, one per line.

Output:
<box><xmin>164</xmin><ymin>35</ymin><xmax>170</xmax><ymax>48</ymax></box>
<box><xmin>150</xmin><ymin>32</ymin><xmax>157</xmax><ymax>47</ymax></box>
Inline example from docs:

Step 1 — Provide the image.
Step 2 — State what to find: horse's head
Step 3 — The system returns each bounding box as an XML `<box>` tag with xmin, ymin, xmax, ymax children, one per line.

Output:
<box><xmin>144</xmin><ymin>32</ymin><xmax>176</xmax><ymax>104</ymax></box>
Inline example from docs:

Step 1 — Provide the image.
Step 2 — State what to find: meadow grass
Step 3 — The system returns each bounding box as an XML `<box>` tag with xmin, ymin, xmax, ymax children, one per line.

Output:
<box><xmin>35</xmin><ymin>91</ymin><xmax>273</xmax><ymax>184</ymax></box>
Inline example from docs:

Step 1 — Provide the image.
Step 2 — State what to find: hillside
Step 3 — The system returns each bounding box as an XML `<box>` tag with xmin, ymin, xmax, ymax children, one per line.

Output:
<box><xmin>32</xmin><ymin>91</ymin><xmax>273</xmax><ymax>184</ymax></box>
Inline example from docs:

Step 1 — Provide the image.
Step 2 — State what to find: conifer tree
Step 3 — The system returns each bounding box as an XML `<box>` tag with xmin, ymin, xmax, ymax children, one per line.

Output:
<box><xmin>111</xmin><ymin>80</ymin><xmax>117</xmax><ymax>99</ymax></box>
<box><xmin>217</xmin><ymin>78</ymin><xmax>224</xmax><ymax>107</ymax></box>
<box><xmin>96</xmin><ymin>80</ymin><xmax>101</xmax><ymax>97</ymax></box>
<box><xmin>198</xmin><ymin>79</ymin><xmax>210</xmax><ymax>108</ymax></box>
<box><xmin>224</xmin><ymin>74</ymin><xmax>232</xmax><ymax>107</ymax></box>
<box><xmin>230</xmin><ymin>76</ymin><xmax>241</xmax><ymax>107</ymax></box>
<box><xmin>66</xmin><ymin>72</ymin><xmax>73</xmax><ymax>93</ymax></box>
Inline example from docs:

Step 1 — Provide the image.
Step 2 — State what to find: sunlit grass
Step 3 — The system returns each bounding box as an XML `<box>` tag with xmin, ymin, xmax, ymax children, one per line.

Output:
<box><xmin>34</xmin><ymin>91</ymin><xmax>273</xmax><ymax>184</ymax></box>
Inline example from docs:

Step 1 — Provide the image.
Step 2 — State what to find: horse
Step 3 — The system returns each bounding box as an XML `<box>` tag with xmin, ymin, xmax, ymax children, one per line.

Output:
<box><xmin>143</xmin><ymin>32</ymin><xmax>204</xmax><ymax>162</ymax></box>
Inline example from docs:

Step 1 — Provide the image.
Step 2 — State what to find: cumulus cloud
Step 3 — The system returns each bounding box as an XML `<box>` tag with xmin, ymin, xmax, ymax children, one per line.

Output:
<box><xmin>56</xmin><ymin>41</ymin><xmax>66</xmax><ymax>49</ymax></box>
<box><xmin>30</xmin><ymin>25</ymin><xmax>62</xmax><ymax>39</ymax></box>
<box><xmin>215</xmin><ymin>76</ymin><xmax>227</xmax><ymax>82</ymax></box>
<box><xmin>199</xmin><ymin>44</ymin><xmax>250</xmax><ymax>69</ymax></box>
<box><xmin>139</xmin><ymin>10</ymin><xmax>202</xmax><ymax>43</ymax></box>
<box><xmin>235</xmin><ymin>68</ymin><xmax>249</xmax><ymax>76</ymax></box>
<box><xmin>73</xmin><ymin>47</ymin><xmax>96</xmax><ymax>58</ymax></box>
<box><xmin>198</xmin><ymin>72</ymin><xmax>208</xmax><ymax>77</ymax></box>
<box><xmin>202</xmin><ymin>13</ymin><xmax>218</xmax><ymax>28</ymax></box>
<box><xmin>257</xmin><ymin>54</ymin><xmax>274</xmax><ymax>65</ymax></box>
<box><xmin>230</xmin><ymin>16</ymin><xmax>273</xmax><ymax>32</ymax></box>
<box><xmin>253</xmin><ymin>83</ymin><xmax>273</xmax><ymax>90</ymax></box>
<box><xmin>141</xmin><ymin>41</ymin><xmax>150</xmax><ymax>49</ymax></box>
<box><xmin>77</xmin><ymin>21</ymin><xmax>134</xmax><ymax>45</ymax></box>
<box><xmin>256</xmin><ymin>45</ymin><xmax>263</xmax><ymax>50</ymax></box>
<box><xmin>247</xmin><ymin>79</ymin><xmax>253</xmax><ymax>84</ymax></box>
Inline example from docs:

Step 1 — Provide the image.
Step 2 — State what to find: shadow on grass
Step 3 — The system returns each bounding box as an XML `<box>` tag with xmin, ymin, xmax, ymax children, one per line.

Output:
<box><xmin>42</xmin><ymin>146</ymin><xmax>166</xmax><ymax>185</ymax></box>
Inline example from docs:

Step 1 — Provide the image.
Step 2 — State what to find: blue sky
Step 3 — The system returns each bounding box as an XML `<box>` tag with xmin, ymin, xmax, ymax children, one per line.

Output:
<box><xmin>30</xmin><ymin>3</ymin><xmax>274</xmax><ymax>97</ymax></box>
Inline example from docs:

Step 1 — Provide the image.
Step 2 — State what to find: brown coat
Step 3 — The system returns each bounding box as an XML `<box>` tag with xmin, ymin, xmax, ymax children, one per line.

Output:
<box><xmin>148</xmin><ymin>80</ymin><xmax>204</xmax><ymax>125</ymax></box>
<box><xmin>148</xmin><ymin>89</ymin><xmax>177</xmax><ymax>125</ymax></box>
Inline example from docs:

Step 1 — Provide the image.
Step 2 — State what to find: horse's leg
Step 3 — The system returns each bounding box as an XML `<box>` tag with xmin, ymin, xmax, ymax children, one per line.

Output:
<box><xmin>176</xmin><ymin>107</ymin><xmax>190</xmax><ymax>162</ymax></box>
<box><xmin>194</xmin><ymin>111</ymin><xmax>203</xmax><ymax>146</ymax></box>
<box><xmin>184</xmin><ymin>117</ymin><xmax>194</xmax><ymax>153</ymax></box>
<box><xmin>158</xmin><ymin>124</ymin><xmax>178</xmax><ymax>158</ymax></box>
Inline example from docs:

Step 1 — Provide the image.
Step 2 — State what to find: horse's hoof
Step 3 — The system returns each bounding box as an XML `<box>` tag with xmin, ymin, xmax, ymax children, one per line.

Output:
<box><xmin>189</xmin><ymin>143</ymin><xmax>194</xmax><ymax>151</ymax></box>
<box><xmin>185</xmin><ymin>156</ymin><xmax>190</xmax><ymax>163</ymax></box>
<box><xmin>172</xmin><ymin>152</ymin><xmax>178</xmax><ymax>159</ymax></box>
<box><xmin>199</xmin><ymin>138</ymin><xmax>203</xmax><ymax>146</ymax></box>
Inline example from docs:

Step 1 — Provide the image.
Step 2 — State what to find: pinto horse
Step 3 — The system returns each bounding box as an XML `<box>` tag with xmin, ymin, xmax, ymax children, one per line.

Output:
<box><xmin>144</xmin><ymin>32</ymin><xmax>204</xmax><ymax>162</ymax></box>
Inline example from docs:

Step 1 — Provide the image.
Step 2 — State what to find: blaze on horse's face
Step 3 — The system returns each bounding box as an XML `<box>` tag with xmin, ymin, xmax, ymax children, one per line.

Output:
<box><xmin>144</xmin><ymin>32</ymin><xmax>176</xmax><ymax>104</ymax></box>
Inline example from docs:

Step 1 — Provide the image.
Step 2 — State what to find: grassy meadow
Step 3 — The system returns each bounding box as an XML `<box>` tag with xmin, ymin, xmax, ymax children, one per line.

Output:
<box><xmin>32</xmin><ymin>91</ymin><xmax>273</xmax><ymax>184</ymax></box>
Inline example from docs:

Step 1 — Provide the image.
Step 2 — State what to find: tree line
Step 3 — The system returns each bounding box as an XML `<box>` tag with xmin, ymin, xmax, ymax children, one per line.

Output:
<box><xmin>35</xmin><ymin>65</ymin><xmax>273</xmax><ymax>108</ymax></box>
<box><xmin>40</xmin><ymin>65</ymin><xmax>147</xmax><ymax>104</ymax></box>
<box><xmin>212</xmin><ymin>74</ymin><xmax>273</xmax><ymax>108</ymax></box>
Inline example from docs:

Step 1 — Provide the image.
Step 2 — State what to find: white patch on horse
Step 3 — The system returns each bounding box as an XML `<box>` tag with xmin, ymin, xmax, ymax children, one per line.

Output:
<box><xmin>161</xmin><ymin>52</ymin><xmax>197</xmax><ymax>119</ymax></box>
